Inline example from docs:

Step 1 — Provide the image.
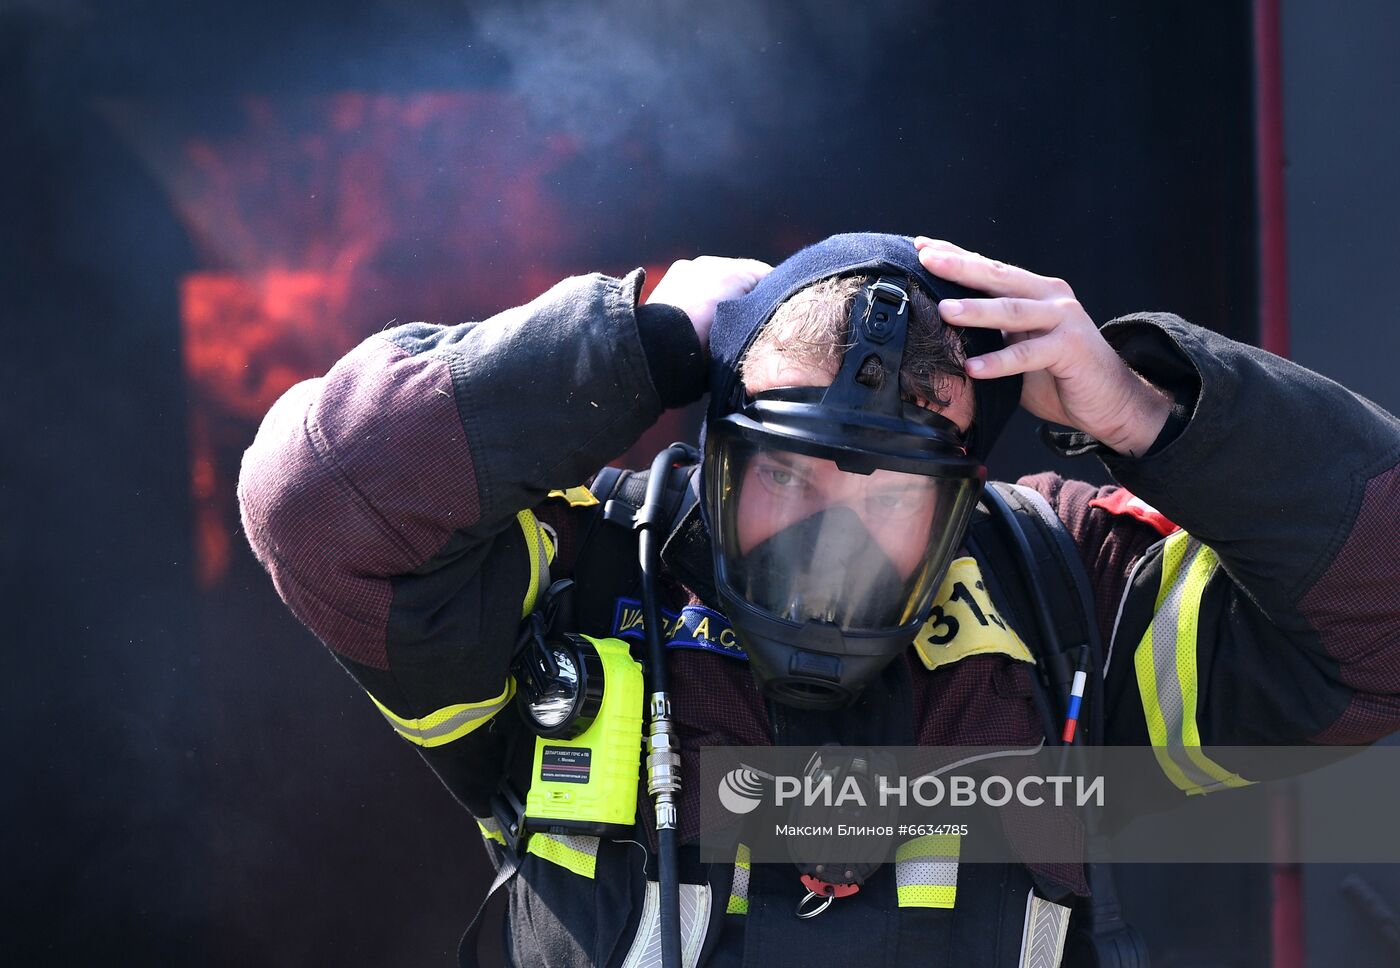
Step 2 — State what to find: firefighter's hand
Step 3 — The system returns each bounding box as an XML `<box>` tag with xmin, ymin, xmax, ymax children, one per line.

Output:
<box><xmin>914</xmin><ymin>237</ymin><xmax>1172</xmax><ymax>458</ymax></box>
<box><xmin>646</xmin><ymin>256</ymin><xmax>773</xmax><ymax>351</ymax></box>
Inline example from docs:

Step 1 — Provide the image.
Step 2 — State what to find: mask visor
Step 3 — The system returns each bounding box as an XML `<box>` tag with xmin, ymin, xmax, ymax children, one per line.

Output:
<box><xmin>708</xmin><ymin>433</ymin><xmax>981</xmax><ymax>632</ymax></box>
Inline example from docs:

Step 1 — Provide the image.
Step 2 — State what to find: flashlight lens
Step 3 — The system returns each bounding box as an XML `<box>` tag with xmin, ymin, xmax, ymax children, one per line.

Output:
<box><xmin>526</xmin><ymin>648</ymin><xmax>579</xmax><ymax>729</ymax></box>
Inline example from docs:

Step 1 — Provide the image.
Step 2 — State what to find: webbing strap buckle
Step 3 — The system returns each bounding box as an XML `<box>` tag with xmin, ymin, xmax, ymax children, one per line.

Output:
<box><xmin>490</xmin><ymin>782</ymin><xmax>528</xmax><ymax>858</ymax></box>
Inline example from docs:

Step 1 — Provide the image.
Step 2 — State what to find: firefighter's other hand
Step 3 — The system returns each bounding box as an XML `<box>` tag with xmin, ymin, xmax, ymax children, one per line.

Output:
<box><xmin>914</xmin><ymin>237</ymin><xmax>1172</xmax><ymax>458</ymax></box>
<box><xmin>646</xmin><ymin>256</ymin><xmax>773</xmax><ymax>351</ymax></box>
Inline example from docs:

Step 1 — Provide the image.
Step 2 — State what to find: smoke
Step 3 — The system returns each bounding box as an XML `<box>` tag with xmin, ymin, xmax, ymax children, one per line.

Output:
<box><xmin>475</xmin><ymin>0</ymin><xmax>927</xmax><ymax>179</ymax></box>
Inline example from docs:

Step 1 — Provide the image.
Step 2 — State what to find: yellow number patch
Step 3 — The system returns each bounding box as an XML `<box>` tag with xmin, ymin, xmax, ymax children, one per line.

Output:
<box><xmin>912</xmin><ymin>557</ymin><xmax>1034</xmax><ymax>670</ymax></box>
<box><xmin>547</xmin><ymin>485</ymin><xmax>600</xmax><ymax>508</ymax></box>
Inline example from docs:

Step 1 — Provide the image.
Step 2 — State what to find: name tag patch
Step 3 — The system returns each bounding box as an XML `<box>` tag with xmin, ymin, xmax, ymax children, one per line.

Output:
<box><xmin>610</xmin><ymin>558</ymin><xmax>1025</xmax><ymax>671</ymax></box>
<box><xmin>612</xmin><ymin>597</ymin><xmax>748</xmax><ymax>660</ymax></box>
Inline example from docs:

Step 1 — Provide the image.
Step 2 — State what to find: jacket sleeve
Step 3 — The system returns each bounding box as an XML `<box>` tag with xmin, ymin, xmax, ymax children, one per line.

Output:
<box><xmin>1022</xmin><ymin>313</ymin><xmax>1400</xmax><ymax>794</ymax></box>
<box><xmin>236</xmin><ymin>269</ymin><xmax>702</xmax><ymax>814</ymax></box>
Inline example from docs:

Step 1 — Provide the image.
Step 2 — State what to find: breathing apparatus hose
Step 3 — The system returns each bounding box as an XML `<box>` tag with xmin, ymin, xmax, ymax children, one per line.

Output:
<box><xmin>637</xmin><ymin>442</ymin><xmax>697</xmax><ymax>968</ymax></box>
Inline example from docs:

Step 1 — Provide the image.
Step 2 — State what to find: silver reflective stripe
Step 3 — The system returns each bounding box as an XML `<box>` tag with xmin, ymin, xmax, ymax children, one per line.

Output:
<box><xmin>1018</xmin><ymin>893</ymin><xmax>1071</xmax><ymax>968</ymax></box>
<box><xmin>619</xmin><ymin>881</ymin><xmax>711</xmax><ymax>968</ymax></box>
<box><xmin>896</xmin><ymin>856</ymin><xmax>959</xmax><ymax>889</ymax></box>
<box><xmin>392</xmin><ymin>703</ymin><xmax>501</xmax><ymax>743</ymax></box>
<box><xmin>731</xmin><ymin>861</ymin><xmax>749</xmax><ymax>902</ymax></box>
<box><xmin>1142</xmin><ymin>539</ymin><xmax>1236</xmax><ymax>793</ymax></box>
<box><xmin>368</xmin><ymin>680</ymin><xmax>515</xmax><ymax>749</ymax></box>
<box><xmin>894</xmin><ymin>834</ymin><xmax>960</xmax><ymax>908</ymax></box>
<box><xmin>726</xmin><ymin>843</ymin><xmax>750</xmax><ymax>915</ymax></box>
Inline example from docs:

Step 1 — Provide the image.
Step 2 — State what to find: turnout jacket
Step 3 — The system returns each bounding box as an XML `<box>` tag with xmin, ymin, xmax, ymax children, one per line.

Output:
<box><xmin>239</xmin><ymin>269</ymin><xmax>1400</xmax><ymax>967</ymax></box>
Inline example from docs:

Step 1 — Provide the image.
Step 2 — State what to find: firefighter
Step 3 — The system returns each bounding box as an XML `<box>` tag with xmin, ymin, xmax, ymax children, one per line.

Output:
<box><xmin>238</xmin><ymin>232</ymin><xmax>1400</xmax><ymax>967</ymax></box>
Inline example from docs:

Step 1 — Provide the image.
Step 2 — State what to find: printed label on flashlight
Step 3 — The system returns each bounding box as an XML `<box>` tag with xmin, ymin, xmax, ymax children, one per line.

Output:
<box><xmin>541</xmin><ymin>746</ymin><xmax>592</xmax><ymax>784</ymax></box>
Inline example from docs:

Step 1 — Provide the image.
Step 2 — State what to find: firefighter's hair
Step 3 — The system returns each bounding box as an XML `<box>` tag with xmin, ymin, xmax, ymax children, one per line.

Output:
<box><xmin>738</xmin><ymin>274</ymin><xmax>968</xmax><ymax>409</ymax></box>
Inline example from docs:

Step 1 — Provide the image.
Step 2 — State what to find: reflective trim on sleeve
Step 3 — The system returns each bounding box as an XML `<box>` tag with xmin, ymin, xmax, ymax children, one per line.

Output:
<box><xmin>1133</xmin><ymin>531</ymin><xmax>1252</xmax><ymax>796</ymax></box>
<box><xmin>368</xmin><ymin>679</ymin><xmax>515</xmax><ymax>748</ymax></box>
<box><xmin>726</xmin><ymin>843</ymin><xmax>751</xmax><ymax>915</ymax></box>
<box><xmin>525</xmin><ymin>833</ymin><xmax>599</xmax><ymax>878</ymax></box>
<box><xmin>894</xmin><ymin>834</ymin><xmax>960</xmax><ymax>909</ymax></box>
<box><xmin>517</xmin><ymin>509</ymin><xmax>554</xmax><ymax>618</ymax></box>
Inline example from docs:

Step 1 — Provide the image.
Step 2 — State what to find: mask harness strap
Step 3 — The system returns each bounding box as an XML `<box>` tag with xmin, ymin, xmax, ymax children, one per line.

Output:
<box><xmin>820</xmin><ymin>276</ymin><xmax>911</xmax><ymax>415</ymax></box>
<box><xmin>636</xmin><ymin>442</ymin><xmax>699</xmax><ymax>968</ymax></box>
<box><xmin>819</xmin><ymin>273</ymin><xmax>963</xmax><ymax>438</ymax></box>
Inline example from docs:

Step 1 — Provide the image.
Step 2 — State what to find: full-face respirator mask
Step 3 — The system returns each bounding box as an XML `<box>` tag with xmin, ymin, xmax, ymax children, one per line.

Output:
<box><xmin>703</xmin><ymin>233</ymin><xmax>1022</xmax><ymax>710</ymax></box>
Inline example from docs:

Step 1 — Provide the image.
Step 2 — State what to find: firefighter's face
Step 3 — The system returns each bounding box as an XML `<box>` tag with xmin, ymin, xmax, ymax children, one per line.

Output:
<box><xmin>735</xmin><ymin>451</ymin><xmax>942</xmax><ymax>576</ymax></box>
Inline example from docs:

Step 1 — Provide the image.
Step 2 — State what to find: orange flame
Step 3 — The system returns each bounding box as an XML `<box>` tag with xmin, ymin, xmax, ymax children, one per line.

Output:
<box><xmin>163</xmin><ymin>93</ymin><xmax>585</xmax><ymax>586</ymax></box>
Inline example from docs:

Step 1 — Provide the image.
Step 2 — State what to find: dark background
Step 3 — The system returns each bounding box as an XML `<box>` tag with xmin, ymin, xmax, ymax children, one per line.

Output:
<box><xmin>2</xmin><ymin>1</ymin><xmax>1396</xmax><ymax>965</ymax></box>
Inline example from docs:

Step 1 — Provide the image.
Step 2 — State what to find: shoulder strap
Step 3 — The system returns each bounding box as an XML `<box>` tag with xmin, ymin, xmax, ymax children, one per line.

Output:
<box><xmin>965</xmin><ymin>481</ymin><xmax>1102</xmax><ymax>745</ymax></box>
<box><xmin>590</xmin><ymin>464</ymin><xmax>627</xmax><ymax>510</ymax></box>
<box><xmin>970</xmin><ymin>484</ymin><xmax>1149</xmax><ymax>966</ymax></box>
<box><xmin>456</xmin><ymin>848</ymin><xmax>520</xmax><ymax>968</ymax></box>
<box><xmin>945</xmin><ymin>483</ymin><xmax>1150</xmax><ymax>964</ymax></box>
<box><xmin>998</xmin><ymin>482</ymin><xmax>1102</xmax><ymax>670</ymax></box>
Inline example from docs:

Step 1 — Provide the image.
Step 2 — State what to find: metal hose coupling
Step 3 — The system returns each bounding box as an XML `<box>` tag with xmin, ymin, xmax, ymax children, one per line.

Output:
<box><xmin>646</xmin><ymin>692</ymin><xmax>682</xmax><ymax>828</ymax></box>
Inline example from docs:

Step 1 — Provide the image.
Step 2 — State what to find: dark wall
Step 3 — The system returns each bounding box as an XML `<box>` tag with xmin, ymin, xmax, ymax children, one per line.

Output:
<box><xmin>1</xmin><ymin>9</ymin><xmax>206</xmax><ymax>963</ymax></box>
<box><xmin>1281</xmin><ymin>3</ymin><xmax>1400</xmax><ymax>966</ymax></box>
<box><xmin>2</xmin><ymin>2</ymin><xmax>1268</xmax><ymax>965</ymax></box>
<box><xmin>1283</xmin><ymin>0</ymin><xmax>1400</xmax><ymax>413</ymax></box>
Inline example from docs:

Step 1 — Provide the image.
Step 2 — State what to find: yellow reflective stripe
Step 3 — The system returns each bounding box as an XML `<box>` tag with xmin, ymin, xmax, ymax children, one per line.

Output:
<box><xmin>1176</xmin><ymin>539</ymin><xmax>1248</xmax><ymax>791</ymax></box>
<box><xmin>541</xmin><ymin>522</ymin><xmax>556</xmax><ymax>565</ymax></box>
<box><xmin>726</xmin><ymin>843</ymin><xmax>750</xmax><ymax>915</ymax></box>
<box><xmin>895</xmin><ymin>834</ymin><xmax>960</xmax><ymax>909</ymax></box>
<box><xmin>1166</xmin><ymin>538</ymin><xmax>1250</xmax><ymax>793</ymax></box>
<box><xmin>477</xmin><ymin>818</ymin><xmax>507</xmax><ymax>846</ymax></box>
<box><xmin>517</xmin><ymin>509</ymin><xmax>553</xmax><ymax>617</ymax></box>
<box><xmin>526</xmin><ymin>833</ymin><xmax>598</xmax><ymax>878</ymax></box>
<box><xmin>1134</xmin><ymin>532</ymin><xmax>1252</xmax><ymax>796</ymax></box>
<box><xmin>897</xmin><ymin>884</ymin><xmax>958</xmax><ymax>909</ymax></box>
<box><xmin>369</xmin><ymin>679</ymin><xmax>514</xmax><ymax>748</ymax></box>
<box><xmin>547</xmin><ymin>485</ymin><xmax>600</xmax><ymax>508</ymax></box>
<box><xmin>895</xmin><ymin>834</ymin><xmax>962</xmax><ymax>861</ymax></box>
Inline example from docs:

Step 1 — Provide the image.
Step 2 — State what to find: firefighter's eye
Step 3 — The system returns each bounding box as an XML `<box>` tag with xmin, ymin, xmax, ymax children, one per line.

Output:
<box><xmin>755</xmin><ymin>461</ymin><xmax>813</xmax><ymax>495</ymax></box>
<box><xmin>866</xmin><ymin>487</ymin><xmax>934</xmax><ymax>520</ymax></box>
<box><xmin>759</xmin><ymin>467</ymin><xmax>802</xmax><ymax>488</ymax></box>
